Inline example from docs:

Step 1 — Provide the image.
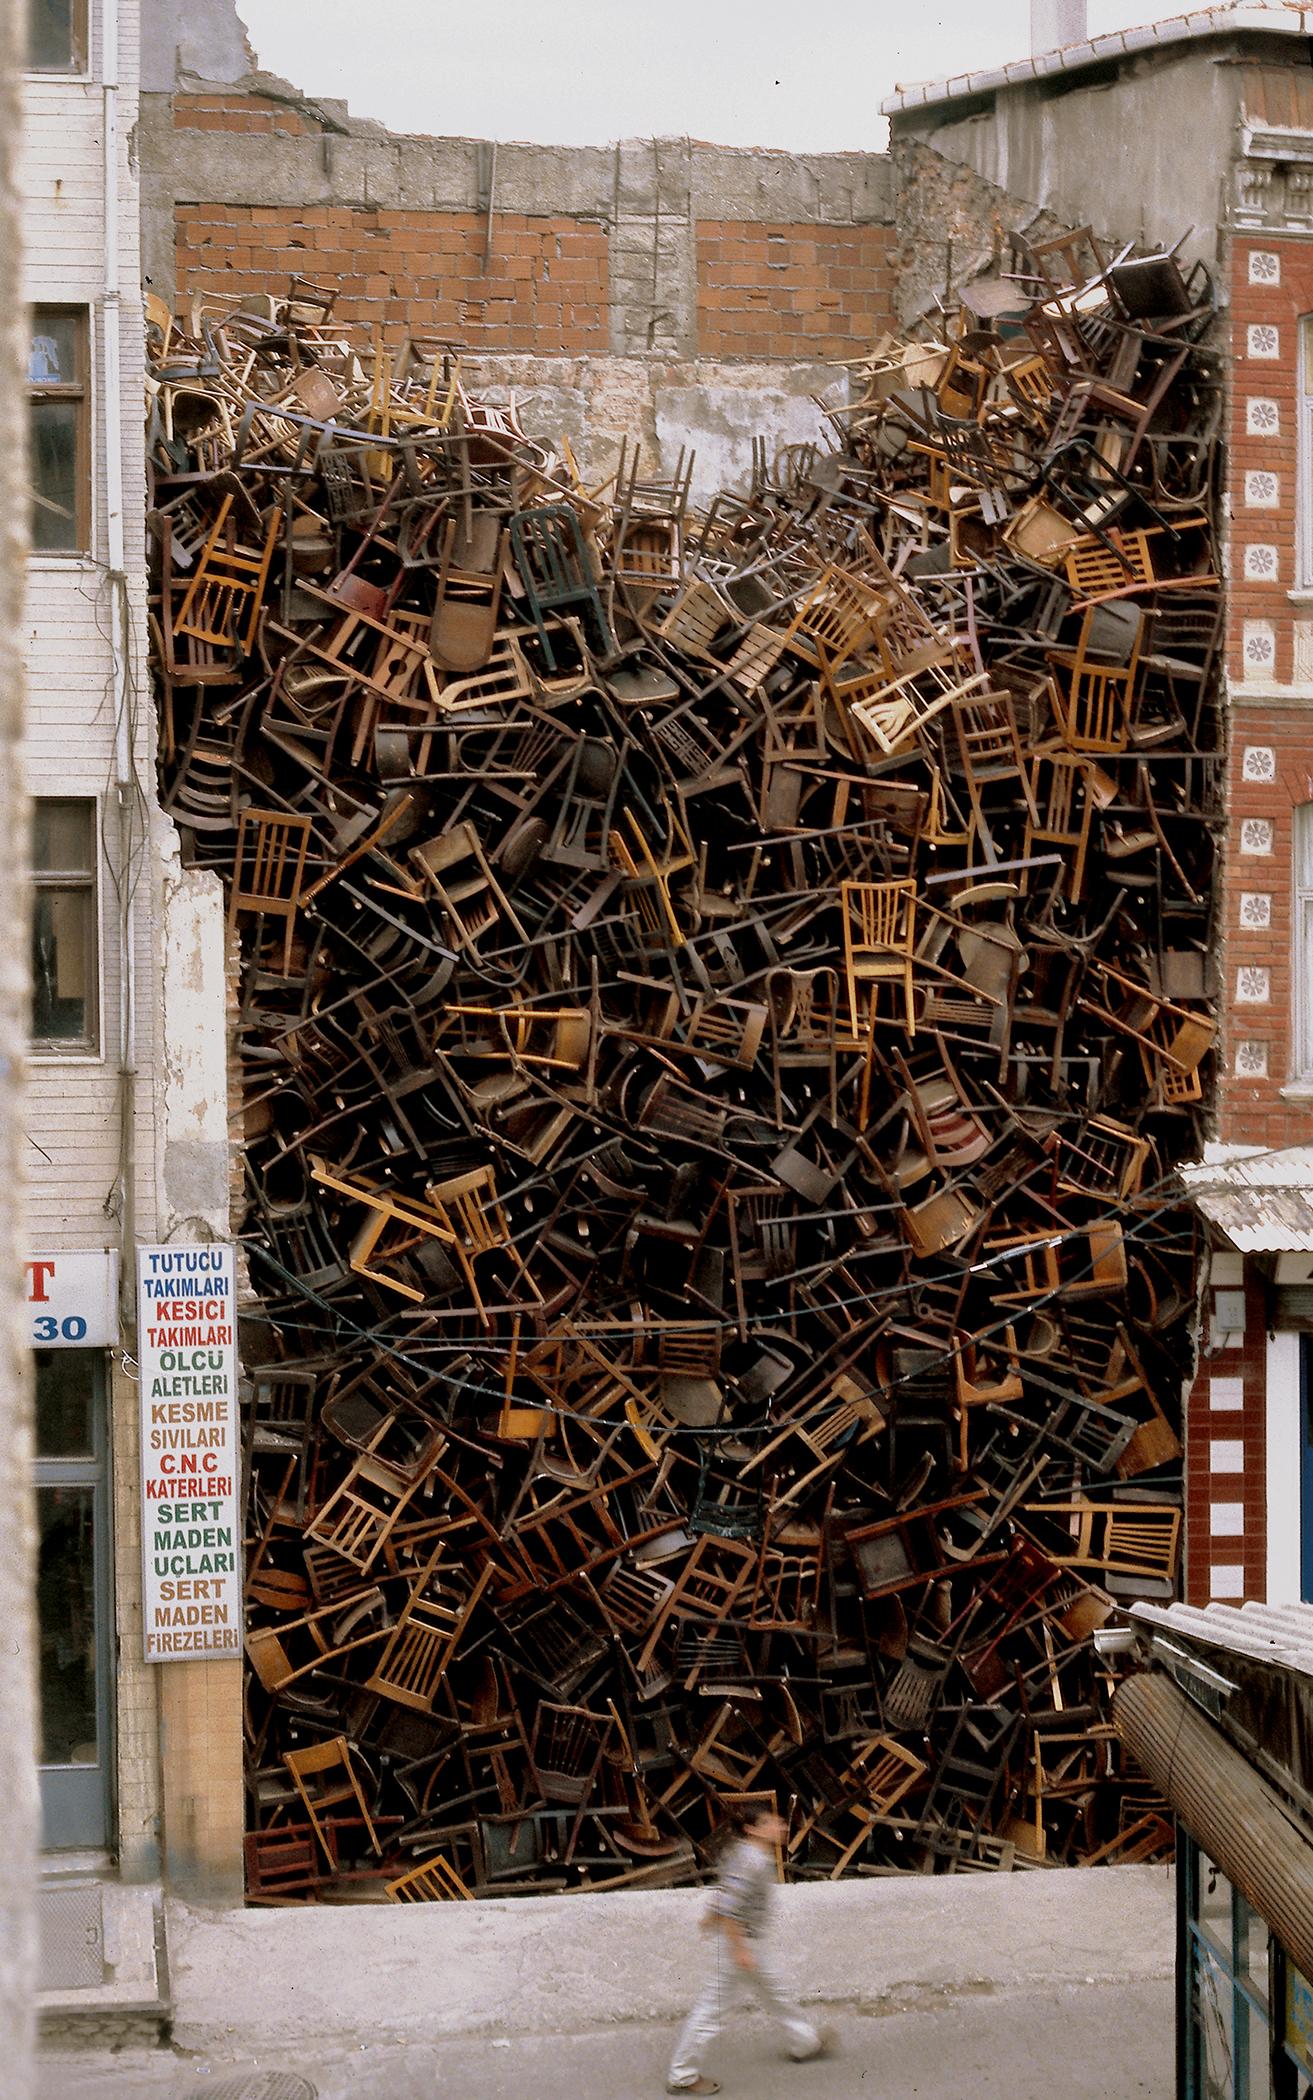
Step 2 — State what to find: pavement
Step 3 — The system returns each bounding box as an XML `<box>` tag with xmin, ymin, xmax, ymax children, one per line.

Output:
<box><xmin>37</xmin><ymin>1865</ymin><xmax>1176</xmax><ymax>2100</ymax></box>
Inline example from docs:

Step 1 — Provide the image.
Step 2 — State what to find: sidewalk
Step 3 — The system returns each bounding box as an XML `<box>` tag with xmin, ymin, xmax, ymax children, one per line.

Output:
<box><xmin>39</xmin><ymin>1865</ymin><xmax>1176</xmax><ymax>2099</ymax></box>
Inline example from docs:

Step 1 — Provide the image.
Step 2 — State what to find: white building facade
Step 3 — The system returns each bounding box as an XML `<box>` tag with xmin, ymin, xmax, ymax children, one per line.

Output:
<box><xmin>22</xmin><ymin>0</ymin><xmax>240</xmax><ymax>2005</ymax></box>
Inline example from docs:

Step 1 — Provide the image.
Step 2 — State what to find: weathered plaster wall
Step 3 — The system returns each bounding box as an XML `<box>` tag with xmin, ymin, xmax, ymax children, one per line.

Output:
<box><xmin>889</xmin><ymin>37</ymin><xmax>1245</xmax><ymax>284</ymax></box>
<box><xmin>888</xmin><ymin>135</ymin><xmax>1072</xmax><ymax>325</ymax></box>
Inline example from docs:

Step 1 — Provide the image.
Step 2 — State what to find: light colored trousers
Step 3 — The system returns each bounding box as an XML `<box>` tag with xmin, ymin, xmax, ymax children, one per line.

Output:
<box><xmin>668</xmin><ymin>1936</ymin><xmax>821</xmax><ymax>2087</ymax></box>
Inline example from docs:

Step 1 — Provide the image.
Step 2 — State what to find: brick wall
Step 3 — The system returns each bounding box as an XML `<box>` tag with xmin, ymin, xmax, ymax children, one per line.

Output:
<box><xmin>695</xmin><ymin>220</ymin><xmax>894</xmax><ymax>360</ymax></box>
<box><xmin>1221</xmin><ymin>707</ymin><xmax>1313</xmax><ymax>1147</ymax></box>
<box><xmin>1183</xmin><ymin>1267</ymin><xmax>1268</xmax><ymax>1606</ymax></box>
<box><xmin>1223</xmin><ymin>235</ymin><xmax>1313</xmax><ymax>1152</ymax></box>
<box><xmin>1229</xmin><ymin>236</ymin><xmax>1308</xmax><ymax>690</ymax></box>
<box><xmin>175</xmin><ymin>90</ymin><xmax>312</xmax><ymax>136</ymax></box>
<box><xmin>175</xmin><ymin>203</ymin><xmax>610</xmax><ymax>354</ymax></box>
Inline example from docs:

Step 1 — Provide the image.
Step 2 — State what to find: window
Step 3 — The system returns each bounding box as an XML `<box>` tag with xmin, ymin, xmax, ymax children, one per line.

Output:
<box><xmin>35</xmin><ymin>1350</ymin><xmax>112</xmax><ymax>1849</ymax></box>
<box><xmin>31</xmin><ymin>799</ymin><xmax>98</xmax><ymax>1054</ymax></box>
<box><xmin>27</xmin><ymin>0</ymin><xmax>87</xmax><ymax>72</ymax></box>
<box><xmin>28</xmin><ymin>307</ymin><xmax>89</xmax><ymax>553</ymax></box>
<box><xmin>1180</xmin><ymin>1833</ymin><xmax>1313</xmax><ymax>2098</ymax></box>
<box><xmin>1295</xmin><ymin>804</ymin><xmax>1313</xmax><ymax>1082</ymax></box>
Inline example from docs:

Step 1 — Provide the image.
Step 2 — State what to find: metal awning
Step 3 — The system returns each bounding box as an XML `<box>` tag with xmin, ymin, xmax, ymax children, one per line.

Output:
<box><xmin>1182</xmin><ymin>1147</ymin><xmax>1313</xmax><ymax>1252</ymax></box>
<box><xmin>1130</xmin><ymin>1600</ymin><xmax>1313</xmax><ymax>1681</ymax></box>
<box><xmin>1115</xmin><ymin>1672</ymin><xmax>1313</xmax><ymax>1978</ymax></box>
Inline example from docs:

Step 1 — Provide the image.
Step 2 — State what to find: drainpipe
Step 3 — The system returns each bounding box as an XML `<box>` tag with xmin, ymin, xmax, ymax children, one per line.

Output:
<box><xmin>102</xmin><ymin>0</ymin><xmax>137</xmax><ymax>1310</ymax></box>
<box><xmin>1031</xmin><ymin>0</ymin><xmax>1087</xmax><ymax>53</ymax></box>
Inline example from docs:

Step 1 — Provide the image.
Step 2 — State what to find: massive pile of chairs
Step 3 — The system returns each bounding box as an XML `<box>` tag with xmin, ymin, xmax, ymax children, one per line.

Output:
<box><xmin>146</xmin><ymin>225</ymin><xmax>1218</xmax><ymax>1898</ymax></box>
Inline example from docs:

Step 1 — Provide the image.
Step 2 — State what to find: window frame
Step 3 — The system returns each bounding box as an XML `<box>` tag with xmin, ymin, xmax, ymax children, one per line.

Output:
<box><xmin>30</xmin><ymin>795</ymin><xmax>103</xmax><ymax>1062</ymax></box>
<box><xmin>34</xmin><ymin>1349</ymin><xmax>115</xmax><ymax>1851</ymax></box>
<box><xmin>27</xmin><ymin>305</ymin><xmax>91</xmax><ymax>557</ymax></box>
<box><xmin>25</xmin><ymin>0</ymin><xmax>89</xmax><ymax>77</ymax></box>
<box><xmin>1294</xmin><ymin>803</ymin><xmax>1313</xmax><ymax>1084</ymax></box>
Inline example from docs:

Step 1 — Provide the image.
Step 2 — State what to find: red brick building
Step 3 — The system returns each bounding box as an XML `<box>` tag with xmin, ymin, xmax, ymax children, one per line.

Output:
<box><xmin>886</xmin><ymin>4</ymin><xmax>1313</xmax><ymax>1616</ymax></box>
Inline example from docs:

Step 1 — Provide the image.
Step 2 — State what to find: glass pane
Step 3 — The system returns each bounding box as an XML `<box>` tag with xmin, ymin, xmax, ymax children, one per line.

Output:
<box><xmin>32</xmin><ymin>886</ymin><xmax>91</xmax><ymax>1042</ymax></box>
<box><xmin>35</xmin><ymin>1351</ymin><xmax>96</xmax><ymax>1459</ymax></box>
<box><xmin>1297</xmin><ymin>805</ymin><xmax>1313</xmax><ymax>893</ymax></box>
<box><xmin>27</xmin><ymin>0</ymin><xmax>77</xmax><ymax>72</ymax></box>
<box><xmin>30</xmin><ymin>399</ymin><xmax>81</xmax><ymax>551</ymax></box>
<box><xmin>1288</xmin><ymin>1964</ymin><xmax>1313</xmax><ymax>2078</ymax></box>
<box><xmin>37</xmin><ymin>1484</ymin><xmax>98</xmax><ymax>1765</ymax></box>
<box><xmin>1199</xmin><ymin>1857</ymin><xmax>1234</xmax><ymax>1957</ymax></box>
<box><xmin>33</xmin><ymin>800</ymin><xmax>93</xmax><ymax>876</ymax></box>
<box><xmin>1244</xmin><ymin>2009</ymin><xmax>1273</xmax><ymax>2100</ymax></box>
<box><xmin>1196</xmin><ymin>1944</ymin><xmax>1236</xmax><ymax>2099</ymax></box>
<box><xmin>1238</xmin><ymin>1896</ymin><xmax>1270</xmax><ymax>2008</ymax></box>
<box><xmin>28</xmin><ymin>311</ymin><xmax>81</xmax><ymax>386</ymax></box>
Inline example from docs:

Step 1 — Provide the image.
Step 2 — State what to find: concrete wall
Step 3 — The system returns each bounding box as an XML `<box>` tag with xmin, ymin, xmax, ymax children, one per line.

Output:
<box><xmin>138</xmin><ymin>0</ymin><xmax>894</xmax><ymax>498</ymax></box>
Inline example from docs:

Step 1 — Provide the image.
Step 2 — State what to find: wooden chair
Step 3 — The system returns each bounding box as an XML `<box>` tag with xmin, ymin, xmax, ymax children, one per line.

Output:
<box><xmin>309</xmin><ymin>1154</ymin><xmax>459</xmax><ymax>1304</ymax></box>
<box><xmin>303</xmin><ymin>1436</ymin><xmax>426</xmax><ymax>1575</ymax></box>
<box><xmin>174</xmin><ymin>491</ymin><xmax>279</xmax><ymax>657</ymax></box>
<box><xmin>635</xmin><ymin>1536</ymin><xmax>759</xmax><ymax>1675</ymax></box>
<box><xmin>1046</xmin><ymin>607</ymin><xmax>1142</xmax><ymax>754</ymax></box>
<box><xmin>841</xmin><ymin>879</ymin><xmax>917</xmax><ymax>1035</ymax></box>
<box><xmin>1022</xmin><ymin>753</ymin><xmax>1114</xmax><ymax>904</ymax></box>
<box><xmin>246</xmin><ymin>1590</ymin><xmax>390</xmax><ymax>1696</ymax></box>
<box><xmin>228</xmin><ymin>808</ymin><xmax>313</xmax><ymax>975</ymax></box>
<box><xmin>365</xmin><ymin>1551</ymin><xmax>495</xmax><ymax>1714</ymax></box>
<box><xmin>1019</xmin><ymin>1500</ymin><xmax>1181</xmax><ymax>1588</ymax></box>
<box><xmin>283</xmin><ymin>1737</ymin><xmax>380</xmax><ymax>1866</ymax></box>
<box><xmin>385</xmin><ymin>1854</ymin><xmax>474</xmax><ymax>1902</ymax></box>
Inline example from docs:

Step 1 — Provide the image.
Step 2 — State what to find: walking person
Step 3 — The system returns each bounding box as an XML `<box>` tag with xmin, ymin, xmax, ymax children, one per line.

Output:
<box><xmin>666</xmin><ymin>1805</ymin><xmax>831</xmax><ymax>2095</ymax></box>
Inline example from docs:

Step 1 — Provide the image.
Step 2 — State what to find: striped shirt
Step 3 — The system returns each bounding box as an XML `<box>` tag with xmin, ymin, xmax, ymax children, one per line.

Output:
<box><xmin>712</xmin><ymin>1836</ymin><xmax>776</xmax><ymax>1939</ymax></box>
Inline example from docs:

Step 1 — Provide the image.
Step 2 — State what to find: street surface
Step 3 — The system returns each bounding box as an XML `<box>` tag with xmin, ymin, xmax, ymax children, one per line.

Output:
<box><xmin>40</xmin><ymin>1980</ymin><xmax>1171</xmax><ymax>2099</ymax></box>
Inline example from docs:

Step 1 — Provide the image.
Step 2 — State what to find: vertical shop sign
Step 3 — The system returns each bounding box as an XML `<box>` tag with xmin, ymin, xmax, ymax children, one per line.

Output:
<box><xmin>137</xmin><ymin>1244</ymin><xmax>242</xmax><ymax>1661</ymax></box>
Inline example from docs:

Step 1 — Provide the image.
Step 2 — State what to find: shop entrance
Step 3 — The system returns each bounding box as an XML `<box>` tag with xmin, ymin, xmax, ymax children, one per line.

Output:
<box><xmin>35</xmin><ymin>1350</ymin><xmax>113</xmax><ymax>1850</ymax></box>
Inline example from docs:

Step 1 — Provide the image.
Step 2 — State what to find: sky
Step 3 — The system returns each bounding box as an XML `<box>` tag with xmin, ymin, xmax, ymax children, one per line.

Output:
<box><xmin>234</xmin><ymin>1</ymin><xmax>1206</xmax><ymax>154</ymax></box>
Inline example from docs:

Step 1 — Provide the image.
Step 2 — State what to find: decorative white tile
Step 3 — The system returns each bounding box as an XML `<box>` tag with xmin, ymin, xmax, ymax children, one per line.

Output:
<box><xmin>1247</xmin><ymin>323</ymin><xmax>1280</xmax><ymax>358</ymax></box>
<box><xmin>1239</xmin><ymin>891</ymin><xmax>1272</xmax><ymax>927</ymax></box>
<box><xmin>1236</xmin><ymin>966</ymin><xmax>1271</xmax><ymax>1004</ymax></box>
<box><xmin>1210</xmin><ymin>1439</ymin><xmax>1246</xmax><ymax>1473</ymax></box>
<box><xmin>1244</xmin><ymin>469</ymin><xmax>1280</xmax><ymax>508</ymax></box>
<box><xmin>1243</xmin><ymin>620</ymin><xmax>1276</xmax><ymax>677</ymax></box>
<box><xmin>1242</xmin><ymin>744</ymin><xmax>1277</xmax><ymax>780</ymax></box>
<box><xmin>1247</xmin><ymin>396</ymin><xmax>1280</xmax><ymax>436</ymax></box>
<box><xmin>1297</xmin><ymin>623</ymin><xmax>1313</xmax><ymax>684</ymax></box>
<box><xmin>1244</xmin><ymin>543</ymin><xmax>1280</xmax><ymax>583</ymax></box>
<box><xmin>1210</xmin><ymin>1564</ymin><xmax>1246</xmax><ymax>1599</ymax></box>
<box><xmin>1235</xmin><ymin>1039</ymin><xmax>1269</xmax><ymax>1079</ymax></box>
<box><xmin>1249</xmin><ymin>250</ymin><xmax>1281</xmax><ymax>284</ymax></box>
<box><xmin>1210</xmin><ymin>1376</ymin><xmax>1245</xmax><ymax>1410</ymax></box>
<box><xmin>1210</xmin><ymin>1503</ymin><xmax>1246</xmax><ymax>1536</ymax></box>
<box><xmin>1240</xmin><ymin>815</ymin><xmax>1274</xmax><ymax>853</ymax></box>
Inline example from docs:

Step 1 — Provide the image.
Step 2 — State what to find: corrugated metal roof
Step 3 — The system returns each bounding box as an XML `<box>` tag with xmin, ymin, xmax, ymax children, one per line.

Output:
<box><xmin>1196</xmin><ymin>1186</ymin><xmax>1313</xmax><ymax>1251</ymax></box>
<box><xmin>881</xmin><ymin>5</ymin><xmax>1313</xmax><ymax>119</ymax></box>
<box><xmin>1182</xmin><ymin>1146</ymin><xmax>1313</xmax><ymax>1251</ymax></box>
<box><xmin>1131</xmin><ymin>1599</ymin><xmax>1313</xmax><ymax>1679</ymax></box>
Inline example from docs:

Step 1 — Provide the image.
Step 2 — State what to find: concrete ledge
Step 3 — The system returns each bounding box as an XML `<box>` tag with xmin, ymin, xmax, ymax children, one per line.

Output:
<box><xmin>164</xmin><ymin>1864</ymin><xmax>1174</xmax><ymax>2056</ymax></box>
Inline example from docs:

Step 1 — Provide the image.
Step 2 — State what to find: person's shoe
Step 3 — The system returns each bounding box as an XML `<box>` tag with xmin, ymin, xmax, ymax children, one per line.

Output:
<box><xmin>791</xmin><ymin>2024</ymin><xmax>836</xmax><ymax>2062</ymax></box>
<box><xmin>665</xmin><ymin>2080</ymin><xmax>721</xmax><ymax>2095</ymax></box>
